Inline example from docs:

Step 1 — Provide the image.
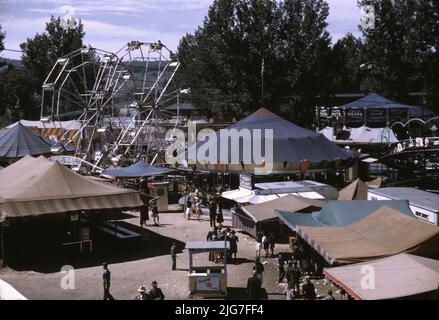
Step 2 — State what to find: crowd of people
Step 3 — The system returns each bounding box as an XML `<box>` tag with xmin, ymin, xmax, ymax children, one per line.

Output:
<box><xmin>206</xmin><ymin>226</ymin><xmax>239</xmax><ymax>263</ymax></box>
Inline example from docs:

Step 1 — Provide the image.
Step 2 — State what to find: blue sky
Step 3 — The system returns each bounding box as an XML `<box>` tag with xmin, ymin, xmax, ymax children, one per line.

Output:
<box><xmin>0</xmin><ymin>0</ymin><xmax>363</xmax><ymax>60</ymax></box>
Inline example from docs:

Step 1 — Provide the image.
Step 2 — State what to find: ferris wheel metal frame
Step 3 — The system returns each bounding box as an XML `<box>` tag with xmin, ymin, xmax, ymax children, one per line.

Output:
<box><xmin>40</xmin><ymin>40</ymin><xmax>181</xmax><ymax>172</ymax></box>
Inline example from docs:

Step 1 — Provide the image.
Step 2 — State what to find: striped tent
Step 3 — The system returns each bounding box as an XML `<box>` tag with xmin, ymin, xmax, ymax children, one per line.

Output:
<box><xmin>0</xmin><ymin>156</ymin><xmax>142</xmax><ymax>222</ymax></box>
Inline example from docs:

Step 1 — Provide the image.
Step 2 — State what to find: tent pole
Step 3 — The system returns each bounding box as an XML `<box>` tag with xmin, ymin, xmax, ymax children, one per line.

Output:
<box><xmin>0</xmin><ymin>225</ymin><xmax>5</xmax><ymax>267</ymax></box>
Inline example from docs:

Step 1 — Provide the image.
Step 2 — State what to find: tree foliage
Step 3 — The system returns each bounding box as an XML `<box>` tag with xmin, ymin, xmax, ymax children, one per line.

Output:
<box><xmin>358</xmin><ymin>0</ymin><xmax>439</xmax><ymax>112</ymax></box>
<box><xmin>177</xmin><ymin>0</ymin><xmax>331</xmax><ymax>124</ymax></box>
<box><xmin>0</xmin><ymin>17</ymin><xmax>85</xmax><ymax>124</ymax></box>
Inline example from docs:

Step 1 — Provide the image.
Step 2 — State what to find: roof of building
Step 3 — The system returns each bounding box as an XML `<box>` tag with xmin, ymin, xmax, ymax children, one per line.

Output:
<box><xmin>368</xmin><ymin>187</ymin><xmax>439</xmax><ymax>213</ymax></box>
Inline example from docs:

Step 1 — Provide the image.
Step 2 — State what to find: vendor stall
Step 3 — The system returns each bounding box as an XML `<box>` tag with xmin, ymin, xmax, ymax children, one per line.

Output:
<box><xmin>185</xmin><ymin>241</ymin><xmax>230</xmax><ymax>298</ymax></box>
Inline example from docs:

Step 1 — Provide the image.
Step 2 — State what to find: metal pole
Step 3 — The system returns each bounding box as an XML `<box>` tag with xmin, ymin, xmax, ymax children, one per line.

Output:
<box><xmin>0</xmin><ymin>225</ymin><xmax>5</xmax><ymax>267</ymax></box>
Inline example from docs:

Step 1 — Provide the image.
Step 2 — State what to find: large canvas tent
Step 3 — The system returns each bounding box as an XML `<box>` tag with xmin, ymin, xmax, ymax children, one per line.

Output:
<box><xmin>296</xmin><ymin>206</ymin><xmax>439</xmax><ymax>265</ymax></box>
<box><xmin>0</xmin><ymin>123</ymin><xmax>55</xmax><ymax>158</ymax></box>
<box><xmin>340</xmin><ymin>93</ymin><xmax>434</xmax><ymax>118</ymax></box>
<box><xmin>277</xmin><ymin>200</ymin><xmax>413</xmax><ymax>231</ymax></box>
<box><xmin>233</xmin><ymin>195</ymin><xmax>324</xmax><ymax>238</ymax></box>
<box><xmin>324</xmin><ymin>254</ymin><xmax>439</xmax><ymax>300</ymax></box>
<box><xmin>338</xmin><ymin>179</ymin><xmax>368</xmax><ymax>200</ymax></box>
<box><xmin>0</xmin><ymin>156</ymin><xmax>142</xmax><ymax>222</ymax></box>
<box><xmin>181</xmin><ymin>108</ymin><xmax>356</xmax><ymax>174</ymax></box>
<box><xmin>102</xmin><ymin>160</ymin><xmax>176</xmax><ymax>179</ymax></box>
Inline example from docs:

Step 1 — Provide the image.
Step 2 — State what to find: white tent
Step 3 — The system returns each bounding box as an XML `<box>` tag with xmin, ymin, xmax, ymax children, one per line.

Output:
<box><xmin>319</xmin><ymin>126</ymin><xmax>398</xmax><ymax>144</ymax></box>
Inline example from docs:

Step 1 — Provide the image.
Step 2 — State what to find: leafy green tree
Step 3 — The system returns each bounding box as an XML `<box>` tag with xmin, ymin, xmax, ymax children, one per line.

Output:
<box><xmin>329</xmin><ymin>33</ymin><xmax>365</xmax><ymax>94</ymax></box>
<box><xmin>0</xmin><ymin>25</ymin><xmax>5</xmax><ymax>52</ymax></box>
<box><xmin>177</xmin><ymin>0</ymin><xmax>332</xmax><ymax>125</ymax></box>
<box><xmin>358</xmin><ymin>0</ymin><xmax>438</xmax><ymax>113</ymax></box>
<box><xmin>20</xmin><ymin>16</ymin><xmax>85</xmax><ymax>95</ymax></box>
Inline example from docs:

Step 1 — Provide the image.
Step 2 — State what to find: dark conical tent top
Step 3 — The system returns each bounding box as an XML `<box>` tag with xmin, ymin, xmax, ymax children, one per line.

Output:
<box><xmin>340</xmin><ymin>93</ymin><xmax>433</xmax><ymax>118</ymax></box>
<box><xmin>338</xmin><ymin>179</ymin><xmax>369</xmax><ymax>201</ymax></box>
<box><xmin>185</xmin><ymin>107</ymin><xmax>355</xmax><ymax>174</ymax></box>
<box><xmin>102</xmin><ymin>160</ymin><xmax>176</xmax><ymax>178</ymax></box>
<box><xmin>0</xmin><ymin>122</ymin><xmax>55</xmax><ymax>158</ymax></box>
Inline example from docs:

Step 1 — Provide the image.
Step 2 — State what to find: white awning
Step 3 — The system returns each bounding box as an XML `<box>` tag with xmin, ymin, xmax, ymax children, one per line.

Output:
<box><xmin>221</xmin><ymin>188</ymin><xmax>254</xmax><ymax>203</ymax></box>
<box><xmin>362</xmin><ymin>157</ymin><xmax>378</xmax><ymax>163</ymax></box>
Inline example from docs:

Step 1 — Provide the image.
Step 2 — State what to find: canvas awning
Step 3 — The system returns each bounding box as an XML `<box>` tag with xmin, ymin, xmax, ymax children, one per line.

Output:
<box><xmin>0</xmin><ymin>123</ymin><xmax>55</xmax><ymax>158</ymax></box>
<box><xmin>324</xmin><ymin>254</ymin><xmax>439</xmax><ymax>300</ymax></box>
<box><xmin>242</xmin><ymin>195</ymin><xmax>324</xmax><ymax>223</ymax></box>
<box><xmin>102</xmin><ymin>160</ymin><xmax>176</xmax><ymax>178</ymax></box>
<box><xmin>0</xmin><ymin>156</ymin><xmax>142</xmax><ymax>222</ymax></box>
<box><xmin>296</xmin><ymin>206</ymin><xmax>439</xmax><ymax>265</ymax></box>
<box><xmin>338</xmin><ymin>179</ymin><xmax>368</xmax><ymax>200</ymax></box>
<box><xmin>277</xmin><ymin>200</ymin><xmax>413</xmax><ymax>231</ymax></box>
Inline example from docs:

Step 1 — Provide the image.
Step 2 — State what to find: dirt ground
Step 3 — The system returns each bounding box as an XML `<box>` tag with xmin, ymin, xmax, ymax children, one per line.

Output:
<box><xmin>0</xmin><ymin>209</ymin><xmax>342</xmax><ymax>300</ymax></box>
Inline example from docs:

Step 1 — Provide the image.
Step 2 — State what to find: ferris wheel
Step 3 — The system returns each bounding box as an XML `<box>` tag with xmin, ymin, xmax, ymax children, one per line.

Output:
<box><xmin>40</xmin><ymin>41</ymin><xmax>181</xmax><ymax>172</ymax></box>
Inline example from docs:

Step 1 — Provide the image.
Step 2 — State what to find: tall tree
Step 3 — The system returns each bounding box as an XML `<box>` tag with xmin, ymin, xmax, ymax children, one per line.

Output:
<box><xmin>329</xmin><ymin>33</ymin><xmax>365</xmax><ymax>94</ymax></box>
<box><xmin>177</xmin><ymin>0</ymin><xmax>331</xmax><ymax>125</ymax></box>
<box><xmin>0</xmin><ymin>25</ymin><xmax>5</xmax><ymax>52</ymax></box>
<box><xmin>20</xmin><ymin>16</ymin><xmax>85</xmax><ymax>95</ymax></box>
<box><xmin>358</xmin><ymin>0</ymin><xmax>438</xmax><ymax>112</ymax></box>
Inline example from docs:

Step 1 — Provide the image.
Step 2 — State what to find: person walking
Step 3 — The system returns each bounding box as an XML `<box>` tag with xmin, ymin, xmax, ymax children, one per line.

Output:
<box><xmin>291</xmin><ymin>261</ymin><xmax>302</xmax><ymax>295</ymax></box>
<box><xmin>302</xmin><ymin>276</ymin><xmax>316</xmax><ymax>300</ymax></box>
<box><xmin>253</xmin><ymin>257</ymin><xmax>265</xmax><ymax>285</ymax></box>
<box><xmin>262</xmin><ymin>234</ymin><xmax>269</xmax><ymax>258</ymax></box>
<box><xmin>247</xmin><ymin>271</ymin><xmax>262</xmax><ymax>300</ymax></box>
<box><xmin>151</xmin><ymin>200</ymin><xmax>160</xmax><ymax>226</ymax></box>
<box><xmin>255</xmin><ymin>231</ymin><xmax>263</xmax><ymax>258</ymax></box>
<box><xmin>269</xmin><ymin>233</ymin><xmax>275</xmax><ymax>257</ymax></box>
<box><xmin>207</xmin><ymin>227</ymin><xmax>218</xmax><ymax>262</ymax></box>
<box><xmin>278</xmin><ymin>260</ymin><xmax>286</xmax><ymax>283</ymax></box>
<box><xmin>171</xmin><ymin>242</ymin><xmax>177</xmax><ymax>270</ymax></box>
<box><xmin>216</xmin><ymin>201</ymin><xmax>224</xmax><ymax>225</ymax></box>
<box><xmin>140</xmin><ymin>199</ymin><xmax>149</xmax><ymax>226</ymax></box>
<box><xmin>209</xmin><ymin>200</ymin><xmax>217</xmax><ymax>228</ymax></box>
<box><xmin>195</xmin><ymin>202</ymin><xmax>203</xmax><ymax>221</ymax></box>
<box><xmin>149</xmin><ymin>281</ymin><xmax>165</xmax><ymax>300</ymax></box>
<box><xmin>229</xmin><ymin>230</ymin><xmax>238</xmax><ymax>262</ymax></box>
<box><xmin>134</xmin><ymin>286</ymin><xmax>152</xmax><ymax>300</ymax></box>
<box><xmin>102</xmin><ymin>263</ymin><xmax>115</xmax><ymax>300</ymax></box>
<box><xmin>185</xmin><ymin>196</ymin><xmax>192</xmax><ymax>220</ymax></box>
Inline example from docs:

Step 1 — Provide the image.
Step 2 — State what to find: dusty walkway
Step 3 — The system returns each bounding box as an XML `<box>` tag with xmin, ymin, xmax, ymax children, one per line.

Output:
<box><xmin>0</xmin><ymin>211</ymin><xmax>339</xmax><ymax>300</ymax></box>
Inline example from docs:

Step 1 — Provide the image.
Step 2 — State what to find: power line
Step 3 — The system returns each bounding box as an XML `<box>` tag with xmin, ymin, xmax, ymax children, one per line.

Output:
<box><xmin>2</xmin><ymin>48</ymin><xmax>23</xmax><ymax>53</ymax></box>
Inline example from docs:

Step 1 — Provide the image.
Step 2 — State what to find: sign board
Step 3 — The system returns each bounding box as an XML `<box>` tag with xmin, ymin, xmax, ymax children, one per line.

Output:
<box><xmin>49</xmin><ymin>156</ymin><xmax>82</xmax><ymax>167</ymax></box>
<box><xmin>389</xmin><ymin>108</ymin><xmax>409</xmax><ymax>122</ymax></box>
<box><xmin>367</xmin><ymin>108</ymin><xmax>387</xmax><ymax>122</ymax></box>
<box><xmin>345</xmin><ymin>108</ymin><xmax>364</xmax><ymax>123</ymax></box>
<box><xmin>239</xmin><ymin>174</ymin><xmax>253</xmax><ymax>190</ymax></box>
<box><xmin>196</xmin><ymin>276</ymin><xmax>220</xmax><ymax>291</ymax></box>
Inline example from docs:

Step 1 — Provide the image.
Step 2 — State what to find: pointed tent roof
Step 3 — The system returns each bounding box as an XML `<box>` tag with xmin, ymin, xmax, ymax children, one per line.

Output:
<box><xmin>186</xmin><ymin>107</ymin><xmax>353</xmax><ymax>168</ymax></box>
<box><xmin>0</xmin><ymin>156</ymin><xmax>142</xmax><ymax>221</ymax></box>
<box><xmin>296</xmin><ymin>206</ymin><xmax>439</xmax><ymax>265</ymax></box>
<box><xmin>277</xmin><ymin>200</ymin><xmax>414</xmax><ymax>230</ymax></box>
<box><xmin>241</xmin><ymin>195</ymin><xmax>324</xmax><ymax>223</ymax></box>
<box><xmin>340</xmin><ymin>93</ymin><xmax>433</xmax><ymax>118</ymax></box>
<box><xmin>324</xmin><ymin>254</ymin><xmax>439</xmax><ymax>300</ymax></box>
<box><xmin>0</xmin><ymin>122</ymin><xmax>55</xmax><ymax>158</ymax></box>
<box><xmin>338</xmin><ymin>179</ymin><xmax>368</xmax><ymax>200</ymax></box>
<box><xmin>102</xmin><ymin>160</ymin><xmax>176</xmax><ymax>178</ymax></box>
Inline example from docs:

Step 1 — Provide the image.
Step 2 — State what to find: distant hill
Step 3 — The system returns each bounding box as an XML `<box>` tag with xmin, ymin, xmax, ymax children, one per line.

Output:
<box><xmin>0</xmin><ymin>57</ymin><xmax>24</xmax><ymax>69</ymax></box>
